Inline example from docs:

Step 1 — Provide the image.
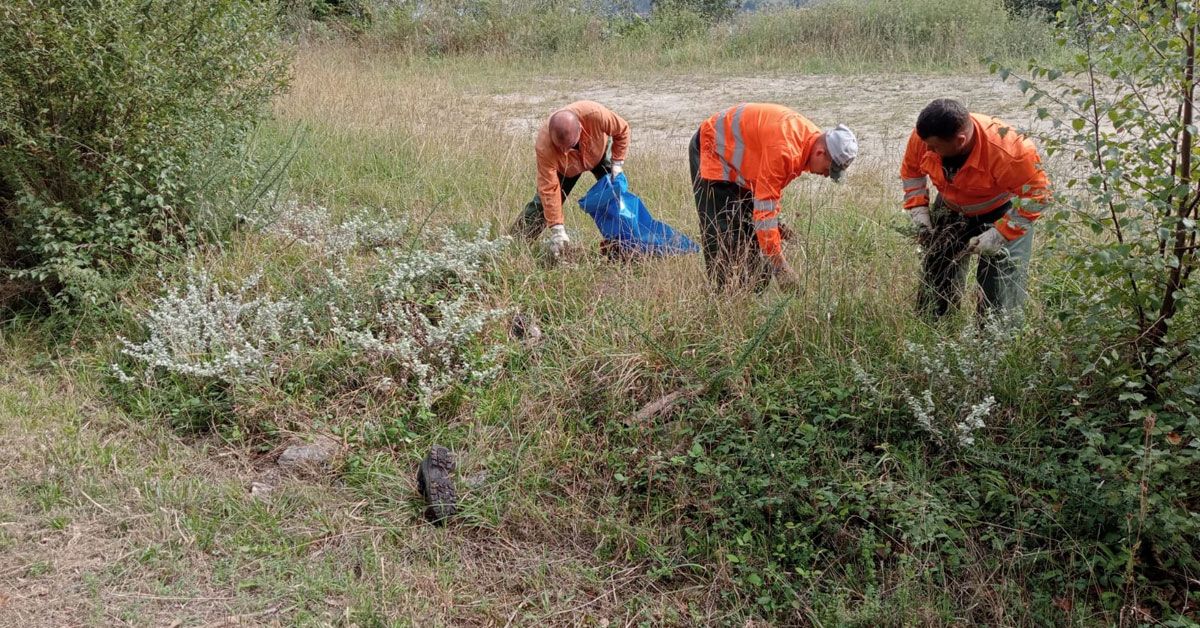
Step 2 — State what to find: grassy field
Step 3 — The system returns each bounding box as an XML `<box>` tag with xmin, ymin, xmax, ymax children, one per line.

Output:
<box><xmin>1</xmin><ymin>9</ymin><xmax>1196</xmax><ymax>628</ymax></box>
<box><xmin>0</xmin><ymin>47</ymin><xmax>1038</xmax><ymax>625</ymax></box>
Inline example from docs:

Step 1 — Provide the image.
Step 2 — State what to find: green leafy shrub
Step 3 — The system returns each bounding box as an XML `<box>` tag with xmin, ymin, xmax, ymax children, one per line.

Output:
<box><xmin>654</xmin><ymin>0</ymin><xmax>742</xmax><ymax>24</ymax></box>
<box><xmin>0</xmin><ymin>0</ymin><xmax>289</xmax><ymax>301</ymax></box>
<box><xmin>283</xmin><ymin>0</ymin><xmax>373</xmax><ymax>22</ymax></box>
<box><xmin>988</xmin><ymin>0</ymin><xmax>1200</xmax><ymax>611</ymax></box>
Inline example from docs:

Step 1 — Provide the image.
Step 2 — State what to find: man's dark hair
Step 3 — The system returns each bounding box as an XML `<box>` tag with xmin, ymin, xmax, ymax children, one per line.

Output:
<box><xmin>916</xmin><ymin>99</ymin><xmax>970</xmax><ymax>140</ymax></box>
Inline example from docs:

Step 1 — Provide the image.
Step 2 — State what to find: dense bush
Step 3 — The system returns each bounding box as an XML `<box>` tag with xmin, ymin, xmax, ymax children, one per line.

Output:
<box><xmin>1004</xmin><ymin>0</ymin><xmax>1061</xmax><ymax>16</ymax></box>
<box><xmin>0</xmin><ymin>0</ymin><xmax>289</xmax><ymax>301</ymax></box>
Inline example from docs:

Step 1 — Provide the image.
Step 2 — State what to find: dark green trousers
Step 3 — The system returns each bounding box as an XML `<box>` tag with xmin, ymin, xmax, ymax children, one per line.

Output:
<box><xmin>918</xmin><ymin>197</ymin><xmax>1033</xmax><ymax>319</ymax></box>
<box><xmin>689</xmin><ymin>131</ymin><xmax>771</xmax><ymax>292</ymax></box>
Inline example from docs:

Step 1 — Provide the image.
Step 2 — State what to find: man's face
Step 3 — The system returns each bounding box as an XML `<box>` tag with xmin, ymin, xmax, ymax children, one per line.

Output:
<box><xmin>922</xmin><ymin>133</ymin><xmax>970</xmax><ymax>158</ymax></box>
<box><xmin>807</xmin><ymin>145</ymin><xmax>833</xmax><ymax>177</ymax></box>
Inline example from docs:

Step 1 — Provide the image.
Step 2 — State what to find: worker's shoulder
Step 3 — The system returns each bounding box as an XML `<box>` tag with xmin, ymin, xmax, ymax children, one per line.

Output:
<box><xmin>974</xmin><ymin>113</ymin><xmax>1038</xmax><ymax>160</ymax></box>
<box><xmin>567</xmin><ymin>100</ymin><xmax>616</xmax><ymax>118</ymax></box>
<box><xmin>533</xmin><ymin>125</ymin><xmax>556</xmax><ymax>160</ymax></box>
<box><xmin>747</xmin><ymin>102</ymin><xmax>805</xmax><ymax>122</ymax></box>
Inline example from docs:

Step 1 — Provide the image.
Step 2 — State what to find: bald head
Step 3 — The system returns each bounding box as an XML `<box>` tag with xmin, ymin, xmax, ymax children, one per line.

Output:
<box><xmin>548</xmin><ymin>109</ymin><xmax>582</xmax><ymax>151</ymax></box>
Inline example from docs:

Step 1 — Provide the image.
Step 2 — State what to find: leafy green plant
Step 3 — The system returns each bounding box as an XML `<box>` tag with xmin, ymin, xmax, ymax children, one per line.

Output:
<box><xmin>0</xmin><ymin>0</ymin><xmax>289</xmax><ymax>301</ymax></box>
<box><xmin>985</xmin><ymin>0</ymin><xmax>1200</xmax><ymax>613</ymax></box>
<box><xmin>1001</xmin><ymin>0</ymin><xmax>1200</xmax><ymax>393</ymax></box>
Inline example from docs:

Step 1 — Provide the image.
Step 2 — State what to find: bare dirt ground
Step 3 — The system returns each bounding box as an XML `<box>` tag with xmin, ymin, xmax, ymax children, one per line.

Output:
<box><xmin>490</xmin><ymin>73</ymin><xmax>1042</xmax><ymax>176</ymax></box>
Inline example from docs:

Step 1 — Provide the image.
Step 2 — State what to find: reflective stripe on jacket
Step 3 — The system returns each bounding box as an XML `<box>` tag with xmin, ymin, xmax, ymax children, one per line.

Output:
<box><xmin>698</xmin><ymin>103</ymin><xmax>819</xmax><ymax>261</ymax></box>
<box><xmin>900</xmin><ymin>113</ymin><xmax>1050</xmax><ymax>240</ymax></box>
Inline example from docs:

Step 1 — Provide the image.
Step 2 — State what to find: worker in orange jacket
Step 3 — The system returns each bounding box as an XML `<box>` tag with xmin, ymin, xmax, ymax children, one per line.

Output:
<box><xmin>509</xmin><ymin>100</ymin><xmax>630</xmax><ymax>257</ymax></box>
<box><xmin>690</xmin><ymin>103</ymin><xmax>858</xmax><ymax>291</ymax></box>
<box><xmin>900</xmin><ymin>98</ymin><xmax>1050</xmax><ymax>318</ymax></box>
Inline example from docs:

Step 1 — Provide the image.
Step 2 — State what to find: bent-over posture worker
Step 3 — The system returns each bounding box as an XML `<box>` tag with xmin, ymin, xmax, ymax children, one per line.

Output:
<box><xmin>900</xmin><ymin>98</ymin><xmax>1050</xmax><ymax>319</ymax></box>
<box><xmin>690</xmin><ymin>103</ymin><xmax>858</xmax><ymax>291</ymax></box>
<box><xmin>691</xmin><ymin>103</ymin><xmax>859</xmax><ymax>292</ymax></box>
<box><xmin>510</xmin><ymin>100</ymin><xmax>630</xmax><ymax>257</ymax></box>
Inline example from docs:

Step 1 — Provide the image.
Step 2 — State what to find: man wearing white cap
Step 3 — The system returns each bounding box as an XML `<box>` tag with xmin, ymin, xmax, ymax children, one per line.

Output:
<box><xmin>690</xmin><ymin>103</ymin><xmax>857</xmax><ymax>291</ymax></box>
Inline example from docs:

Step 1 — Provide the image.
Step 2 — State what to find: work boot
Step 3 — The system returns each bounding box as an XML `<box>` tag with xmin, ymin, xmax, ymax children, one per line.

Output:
<box><xmin>416</xmin><ymin>445</ymin><xmax>457</xmax><ymax>525</ymax></box>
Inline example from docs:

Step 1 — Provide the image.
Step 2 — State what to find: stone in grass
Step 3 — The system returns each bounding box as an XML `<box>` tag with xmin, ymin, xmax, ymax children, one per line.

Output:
<box><xmin>416</xmin><ymin>445</ymin><xmax>457</xmax><ymax>525</ymax></box>
<box><xmin>249</xmin><ymin>481</ymin><xmax>273</xmax><ymax>500</ymax></box>
<box><xmin>278</xmin><ymin>434</ymin><xmax>339</xmax><ymax>469</ymax></box>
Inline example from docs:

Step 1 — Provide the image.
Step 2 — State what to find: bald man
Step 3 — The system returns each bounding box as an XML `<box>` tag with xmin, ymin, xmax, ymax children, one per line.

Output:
<box><xmin>509</xmin><ymin>101</ymin><xmax>630</xmax><ymax>257</ymax></box>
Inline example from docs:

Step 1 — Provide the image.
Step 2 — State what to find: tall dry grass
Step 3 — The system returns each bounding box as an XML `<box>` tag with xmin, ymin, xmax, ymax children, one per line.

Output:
<box><xmin>356</xmin><ymin>0</ymin><xmax>1061</xmax><ymax>73</ymax></box>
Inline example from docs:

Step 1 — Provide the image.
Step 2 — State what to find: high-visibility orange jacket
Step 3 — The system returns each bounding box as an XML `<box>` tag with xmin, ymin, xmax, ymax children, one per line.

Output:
<box><xmin>698</xmin><ymin>103</ymin><xmax>821</xmax><ymax>261</ymax></box>
<box><xmin>536</xmin><ymin>100</ymin><xmax>630</xmax><ymax>227</ymax></box>
<box><xmin>900</xmin><ymin>113</ymin><xmax>1050</xmax><ymax>240</ymax></box>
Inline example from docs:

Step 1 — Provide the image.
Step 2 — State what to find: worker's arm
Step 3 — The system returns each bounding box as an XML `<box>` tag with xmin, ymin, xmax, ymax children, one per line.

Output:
<box><xmin>599</xmin><ymin>107</ymin><xmax>631</xmax><ymax>164</ymax></box>
<box><xmin>992</xmin><ymin>144</ymin><xmax>1050</xmax><ymax>240</ymax></box>
<box><xmin>752</xmin><ymin>148</ymin><xmax>788</xmax><ymax>270</ymax></box>
<box><xmin>535</xmin><ymin>151</ymin><xmax>564</xmax><ymax>227</ymax></box>
<box><xmin>900</xmin><ymin>131</ymin><xmax>931</xmax><ymax>210</ymax></box>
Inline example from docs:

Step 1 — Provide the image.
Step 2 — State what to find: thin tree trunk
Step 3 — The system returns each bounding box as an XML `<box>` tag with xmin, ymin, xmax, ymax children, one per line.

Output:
<box><xmin>1147</xmin><ymin>21</ymin><xmax>1197</xmax><ymax>383</ymax></box>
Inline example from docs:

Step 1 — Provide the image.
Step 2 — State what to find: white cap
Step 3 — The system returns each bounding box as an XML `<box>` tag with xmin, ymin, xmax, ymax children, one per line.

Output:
<box><xmin>825</xmin><ymin>123</ymin><xmax>858</xmax><ymax>182</ymax></box>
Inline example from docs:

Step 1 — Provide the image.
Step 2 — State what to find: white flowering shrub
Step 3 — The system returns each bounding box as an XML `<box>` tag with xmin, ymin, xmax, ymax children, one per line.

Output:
<box><xmin>116</xmin><ymin>268</ymin><xmax>307</xmax><ymax>386</ymax></box>
<box><xmin>113</xmin><ymin>205</ymin><xmax>512</xmax><ymax>433</ymax></box>
<box><xmin>243</xmin><ymin>199</ymin><xmax>411</xmax><ymax>254</ymax></box>
<box><xmin>854</xmin><ymin>321</ymin><xmax>1015</xmax><ymax>448</ymax></box>
<box><xmin>329</xmin><ymin>227</ymin><xmax>510</xmax><ymax>406</ymax></box>
<box><xmin>901</xmin><ymin>322</ymin><xmax>1013</xmax><ymax>447</ymax></box>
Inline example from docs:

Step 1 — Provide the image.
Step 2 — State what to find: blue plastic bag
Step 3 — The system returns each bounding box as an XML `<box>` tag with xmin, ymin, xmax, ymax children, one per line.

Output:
<box><xmin>578</xmin><ymin>173</ymin><xmax>699</xmax><ymax>256</ymax></box>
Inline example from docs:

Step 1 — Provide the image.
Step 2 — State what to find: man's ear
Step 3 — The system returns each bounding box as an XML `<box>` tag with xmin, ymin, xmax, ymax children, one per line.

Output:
<box><xmin>957</xmin><ymin>131</ymin><xmax>971</xmax><ymax>150</ymax></box>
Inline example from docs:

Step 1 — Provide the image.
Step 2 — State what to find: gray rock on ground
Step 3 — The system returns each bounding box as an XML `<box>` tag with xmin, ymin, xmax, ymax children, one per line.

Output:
<box><xmin>277</xmin><ymin>434</ymin><xmax>340</xmax><ymax>469</ymax></box>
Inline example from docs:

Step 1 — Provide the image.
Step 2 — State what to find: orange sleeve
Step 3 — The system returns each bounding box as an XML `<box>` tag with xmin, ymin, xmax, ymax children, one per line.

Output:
<box><xmin>600</xmin><ymin>107</ymin><xmax>630</xmax><ymax>162</ymax></box>
<box><xmin>751</xmin><ymin>144</ymin><xmax>787</xmax><ymax>264</ymax></box>
<box><xmin>535</xmin><ymin>142</ymin><xmax>564</xmax><ymax>226</ymax></box>
<box><xmin>993</xmin><ymin>141</ymin><xmax>1050</xmax><ymax>240</ymax></box>
<box><xmin>900</xmin><ymin>131</ymin><xmax>931</xmax><ymax>210</ymax></box>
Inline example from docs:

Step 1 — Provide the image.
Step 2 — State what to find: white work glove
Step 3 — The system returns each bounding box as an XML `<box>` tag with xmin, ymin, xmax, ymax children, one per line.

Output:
<box><xmin>967</xmin><ymin>227</ymin><xmax>1008</xmax><ymax>257</ymax></box>
<box><xmin>548</xmin><ymin>224</ymin><xmax>570</xmax><ymax>257</ymax></box>
<box><xmin>610</xmin><ymin>160</ymin><xmax>624</xmax><ymax>180</ymax></box>
<box><xmin>910</xmin><ymin>205</ymin><xmax>933</xmax><ymax>232</ymax></box>
<box><xmin>909</xmin><ymin>206</ymin><xmax>934</xmax><ymax>247</ymax></box>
